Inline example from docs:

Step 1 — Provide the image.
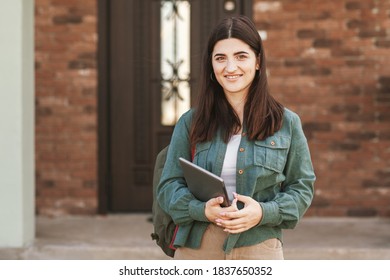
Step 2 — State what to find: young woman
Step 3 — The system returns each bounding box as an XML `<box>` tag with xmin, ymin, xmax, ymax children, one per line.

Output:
<box><xmin>157</xmin><ymin>16</ymin><xmax>315</xmax><ymax>260</ymax></box>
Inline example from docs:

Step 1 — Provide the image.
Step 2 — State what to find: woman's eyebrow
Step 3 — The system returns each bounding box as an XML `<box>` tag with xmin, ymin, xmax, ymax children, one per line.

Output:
<box><xmin>234</xmin><ymin>51</ymin><xmax>249</xmax><ymax>55</ymax></box>
<box><xmin>213</xmin><ymin>51</ymin><xmax>249</xmax><ymax>57</ymax></box>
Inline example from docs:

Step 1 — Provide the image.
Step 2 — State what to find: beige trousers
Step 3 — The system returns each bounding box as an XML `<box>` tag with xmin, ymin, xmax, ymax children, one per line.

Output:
<box><xmin>174</xmin><ymin>224</ymin><xmax>284</xmax><ymax>260</ymax></box>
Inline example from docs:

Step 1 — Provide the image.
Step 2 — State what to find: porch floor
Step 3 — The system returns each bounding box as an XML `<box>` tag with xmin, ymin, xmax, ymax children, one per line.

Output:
<box><xmin>1</xmin><ymin>214</ymin><xmax>390</xmax><ymax>260</ymax></box>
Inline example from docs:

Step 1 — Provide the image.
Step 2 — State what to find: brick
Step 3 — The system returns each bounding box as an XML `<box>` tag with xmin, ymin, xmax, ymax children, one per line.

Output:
<box><xmin>332</xmin><ymin>46</ymin><xmax>362</xmax><ymax>57</ymax></box>
<box><xmin>52</xmin><ymin>14</ymin><xmax>83</xmax><ymax>25</ymax></box>
<box><xmin>347</xmin><ymin>208</ymin><xmax>378</xmax><ymax>217</ymax></box>
<box><xmin>296</xmin><ymin>29</ymin><xmax>325</xmax><ymax>39</ymax></box>
<box><xmin>345</xmin><ymin>2</ymin><xmax>366</xmax><ymax>10</ymax></box>
<box><xmin>330</xmin><ymin>104</ymin><xmax>360</xmax><ymax>114</ymax></box>
<box><xmin>346</xmin><ymin>19</ymin><xmax>371</xmax><ymax>29</ymax></box>
<box><xmin>68</xmin><ymin>60</ymin><xmax>95</xmax><ymax>70</ymax></box>
<box><xmin>41</xmin><ymin>180</ymin><xmax>55</xmax><ymax>188</ymax></box>
<box><xmin>345</xmin><ymin>59</ymin><xmax>376</xmax><ymax>67</ymax></box>
<box><xmin>303</xmin><ymin>122</ymin><xmax>332</xmax><ymax>139</ymax></box>
<box><xmin>303</xmin><ymin>122</ymin><xmax>332</xmax><ymax>132</ymax></box>
<box><xmin>377</xmin><ymin>170</ymin><xmax>390</xmax><ymax>183</ymax></box>
<box><xmin>378</xmin><ymin>112</ymin><xmax>390</xmax><ymax>121</ymax></box>
<box><xmin>379</xmin><ymin>131</ymin><xmax>390</xmax><ymax>140</ymax></box>
<box><xmin>332</xmin><ymin>141</ymin><xmax>361</xmax><ymax>151</ymax></box>
<box><xmin>346</xmin><ymin>131</ymin><xmax>377</xmax><ymax>141</ymax></box>
<box><xmin>358</xmin><ymin>28</ymin><xmax>387</xmax><ymax>38</ymax></box>
<box><xmin>346</xmin><ymin>112</ymin><xmax>376</xmax><ymax>122</ymax></box>
<box><xmin>284</xmin><ymin>58</ymin><xmax>315</xmax><ymax>67</ymax></box>
<box><xmin>317</xmin><ymin>208</ymin><xmax>348</xmax><ymax>217</ymax></box>
<box><xmin>378</xmin><ymin>76</ymin><xmax>390</xmax><ymax>88</ymax></box>
<box><xmin>313</xmin><ymin>38</ymin><xmax>342</xmax><ymax>48</ymax></box>
<box><xmin>255</xmin><ymin>21</ymin><xmax>284</xmax><ymax>30</ymax></box>
<box><xmin>83</xmin><ymin>180</ymin><xmax>97</xmax><ymax>189</ymax></box>
<box><xmin>254</xmin><ymin>1</ymin><xmax>282</xmax><ymax>12</ymax></box>
<box><xmin>36</xmin><ymin>107</ymin><xmax>53</xmax><ymax>117</ymax></box>
<box><xmin>376</xmin><ymin>39</ymin><xmax>390</xmax><ymax>48</ymax></box>
<box><xmin>301</xmin><ymin>66</ymin><xmax>332</xmax><ymax>76</ymax></box>
<box><xmin>311</xmin><ymin>196</ymin><xmax>330</xmax><ymax>208</ymax></box>
<box><xmin>299</xmin><ymin>11</ymin><xmax>331</xmax><ymax>21</ymax></box>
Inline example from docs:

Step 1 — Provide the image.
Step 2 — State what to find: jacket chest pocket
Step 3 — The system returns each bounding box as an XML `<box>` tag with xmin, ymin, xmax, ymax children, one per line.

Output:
<box><xmin>254</xmin><ymin>136</ymin><xmax>290</xmax><ymax>173</ymax></box>
<box><xmin>193</xmin><ymin>141</ymin><xmax>212</xmax><ymax>167</ymax></box>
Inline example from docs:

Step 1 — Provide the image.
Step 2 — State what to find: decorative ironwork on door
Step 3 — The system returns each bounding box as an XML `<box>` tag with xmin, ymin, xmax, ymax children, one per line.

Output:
<box><xmin>160</xmin><ymin>0</ymin><xmax>191</xmax><ymax>126</ymax></box>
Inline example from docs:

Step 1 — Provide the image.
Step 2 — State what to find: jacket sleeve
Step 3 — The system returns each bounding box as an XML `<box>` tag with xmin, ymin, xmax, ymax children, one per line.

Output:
<box><xmin>156</xmin><ymin>111</ymin><xmax>209</xmax><ymax>225</ymax></box>
<box><xmin>259</xmin><ymin>113</ymin><xmax>315</xmax><ymax>229</ymax></box>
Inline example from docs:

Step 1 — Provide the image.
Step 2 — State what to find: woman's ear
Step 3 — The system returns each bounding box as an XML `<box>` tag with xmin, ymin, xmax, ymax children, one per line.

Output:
<box><xmin>256</xmin><ymin>54</ymin><xmax>261</xmax><ymax>70</ymax></box>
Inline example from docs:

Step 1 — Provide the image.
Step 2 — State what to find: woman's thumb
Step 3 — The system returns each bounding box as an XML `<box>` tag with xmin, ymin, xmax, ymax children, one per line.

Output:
<box><xmin>233</xmin><ymin>192</ymin><xmax>249</xmax><ymax>203</ymax></box>
<box><xmin>209</xmin><ymin>196</ymin><xmax>224</xmax><ymax>206</ymax></box>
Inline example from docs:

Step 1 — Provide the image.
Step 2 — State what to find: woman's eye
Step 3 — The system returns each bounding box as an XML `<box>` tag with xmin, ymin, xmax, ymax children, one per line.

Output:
<box><xmin>215</xmin><ymin>56</ymin><xmax>226</xmax><ymax>62</ymax></box>
<box><xmin>237</xmin><ymin>55</ymin><xmax>247</xmax><ymax>60</ymax></box>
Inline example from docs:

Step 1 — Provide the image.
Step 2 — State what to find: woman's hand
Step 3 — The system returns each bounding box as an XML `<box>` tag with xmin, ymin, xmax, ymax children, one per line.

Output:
<box><xmin>205</xmin><ymin>196</ymin><xmax>238</xmax><ymax>223</ymax></box>
<box><xmin>215</xmin><ymin>193</ymin><xmax>263</xmax><ymax>234</ymax></box>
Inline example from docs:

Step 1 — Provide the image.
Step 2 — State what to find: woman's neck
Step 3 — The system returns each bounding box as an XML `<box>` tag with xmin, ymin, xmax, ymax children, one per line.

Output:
<box><xmin>226</xmin><ymin>93</ymin><xmax>246</xmax><ymax>124</ymax></box>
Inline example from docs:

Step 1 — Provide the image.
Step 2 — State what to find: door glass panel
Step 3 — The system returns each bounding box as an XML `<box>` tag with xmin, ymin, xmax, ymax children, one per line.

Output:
<box><xmin>161</xmin><ymin>0</ymin><xmax>191</xmax><ymax>126</ymax></box>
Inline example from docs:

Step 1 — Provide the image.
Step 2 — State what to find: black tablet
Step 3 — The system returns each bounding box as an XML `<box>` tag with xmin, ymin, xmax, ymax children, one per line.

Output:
<box><xmin>179</xmin><ymin>157</ymin><xmax>230</xmax><ymax>207</ymax></box>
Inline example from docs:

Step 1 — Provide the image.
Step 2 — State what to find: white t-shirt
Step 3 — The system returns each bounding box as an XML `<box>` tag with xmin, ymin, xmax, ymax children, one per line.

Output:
<box><xmin>220</xmin><ymin>134</ymin><xmax>241</xmax><ymax>202</ymax></box>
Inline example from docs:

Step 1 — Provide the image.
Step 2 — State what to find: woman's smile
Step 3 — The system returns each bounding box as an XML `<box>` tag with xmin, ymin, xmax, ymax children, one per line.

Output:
<box><xmin>225</xmin><ymin>74</ymin><xmax>243</xmax><ymax>80</ymax></box>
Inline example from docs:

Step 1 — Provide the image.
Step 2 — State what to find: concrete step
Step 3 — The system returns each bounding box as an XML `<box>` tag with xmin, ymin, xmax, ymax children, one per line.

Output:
<box><xmin>1</xmin><ymin>214</ymin><xmax>390</xmax><ymax>260</ymax></box>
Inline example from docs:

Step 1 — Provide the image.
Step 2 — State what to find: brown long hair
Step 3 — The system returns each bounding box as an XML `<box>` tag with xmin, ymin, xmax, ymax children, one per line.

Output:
<box><xmin>190</xmin><ymin>16</ymin><xmax>284</xmax><ymax>145</ymax></box>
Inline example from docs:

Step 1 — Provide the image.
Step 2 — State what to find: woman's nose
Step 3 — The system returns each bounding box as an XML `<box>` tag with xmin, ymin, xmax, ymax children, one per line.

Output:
<box><xmin>226</xmin><ymin>60</ymin><xmax>237</xmax><ymax>72</ymax></box>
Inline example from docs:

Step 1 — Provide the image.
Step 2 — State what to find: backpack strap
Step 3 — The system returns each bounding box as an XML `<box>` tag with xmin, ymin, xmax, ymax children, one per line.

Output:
<box><xmin>191</xmin><ymin>145</ymin><xmax>196</xmax><ymax>161</ymax></box>
<box><xmin>169</xmin><ymin>145</ymin><xmax>196</xmax><ymax>252</ymax></box>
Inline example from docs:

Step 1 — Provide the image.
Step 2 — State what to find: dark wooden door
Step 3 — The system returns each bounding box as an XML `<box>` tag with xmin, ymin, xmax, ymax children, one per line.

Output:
<box><xmin>98</xmin><ymin>0</ymin><xmax>252</xmax><ymax>213</ymax></box>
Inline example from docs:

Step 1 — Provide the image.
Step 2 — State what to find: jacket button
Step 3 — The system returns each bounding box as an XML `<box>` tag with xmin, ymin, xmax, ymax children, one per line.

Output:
<box><xmin>270</xmin><ymin>141</ymin><xmax>275</xmax><ymax>146</ymax></box>
<box><xmin>238</xmin><ymin>169</ymin><xmax>244</xmax><ymax>175</ymax></box>
<box><xmin>239</xmin><ymin>147</ymin><xmax>245</xmax><ymax>152</ymax></box>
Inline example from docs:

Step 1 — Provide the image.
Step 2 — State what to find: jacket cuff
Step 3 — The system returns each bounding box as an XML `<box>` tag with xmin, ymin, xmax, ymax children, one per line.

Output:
<box><xmin>189</xmin><ymin>200</ymin><xmax>208</xmax><ymax>222</ymax></box>
<box><xmin>259</xmin><ymin>201</ymin><xmax>280</xmax><ymax>226</ymax></box>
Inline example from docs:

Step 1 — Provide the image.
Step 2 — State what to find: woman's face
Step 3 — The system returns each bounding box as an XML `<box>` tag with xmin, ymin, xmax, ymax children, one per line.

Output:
<box><xmin>212</xmin><ymin>38</ymin><xmax>259</xmax><ymax>99</ymax></box>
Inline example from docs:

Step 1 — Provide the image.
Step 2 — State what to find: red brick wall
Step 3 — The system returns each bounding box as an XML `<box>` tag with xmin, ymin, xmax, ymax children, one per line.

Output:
<box><xmin>255</xmin><ymin>0</ymin><xmax>390</xmax><ymax>217</ymax></box>
<box><xmin>34</xmin><ymin>0</ymin><xmax>390</xmax><ymax>217</ymax></box>
<box><xmin>35</xmin><ymin>0</ymin><xmax>98</xmax><ymax>216</ymax></box>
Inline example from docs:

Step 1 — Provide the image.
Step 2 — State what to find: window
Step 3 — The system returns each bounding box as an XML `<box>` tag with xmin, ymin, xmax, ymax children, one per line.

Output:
<box><xmin>160</xmin><ymin>0</ymin><xmax>191</xmax><ymax>126</ymax></box>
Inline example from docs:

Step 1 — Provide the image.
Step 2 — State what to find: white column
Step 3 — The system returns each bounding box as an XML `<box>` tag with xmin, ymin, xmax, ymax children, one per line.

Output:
<box><xmin>0</xmin><ymin>0</ymin><xmax>35</xmax><ymax>247</ymax></box>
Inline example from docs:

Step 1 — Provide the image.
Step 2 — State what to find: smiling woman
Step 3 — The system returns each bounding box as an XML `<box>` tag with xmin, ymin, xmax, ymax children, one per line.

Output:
<box><xmin>211</xmin><ymin>38</ymin><xmax>259</xmax><ymax>121</ymax></box>
<box><xmin>157</xmin><ymin>15</ymin><xmax>315</xmax><ymax>260</ymax></box>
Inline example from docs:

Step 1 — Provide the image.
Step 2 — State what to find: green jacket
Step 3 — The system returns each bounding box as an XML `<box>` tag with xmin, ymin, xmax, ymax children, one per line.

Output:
<box><xmin>157</xmin><ymin>108</ymin><xmax>315</xmax><ymax>253</ymax></box>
